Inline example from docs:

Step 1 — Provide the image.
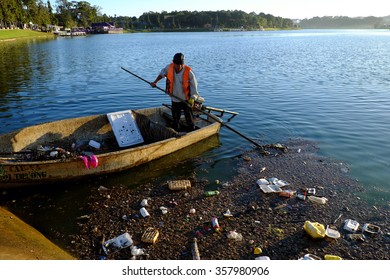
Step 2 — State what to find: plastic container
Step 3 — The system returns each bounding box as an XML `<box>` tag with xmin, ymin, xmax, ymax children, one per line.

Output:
<box><xmin>303</xmin><ymin>221</ymin><xmax>326</xmax><ymax>239</ymax></box>
<box><xmin>308</xmin><ymin>196</ymin><xmax>328</xmax><ymax>204</ymax></box>
<box><xmin>362</xmin><ymin>223</ymin><xmax>381</xmax><ymax>235</ymax></box>
<box><xmin>343</xmin><ymin>219</ymin><xmax>359</xmax><ymax>232</ymax></box>
<box><xmin>140</xmin><ymin>207</ymin><xmax>150</xmax><ymax>218</ymax></box>
<box><xmin>324</xmin><ymin>254</ymin><xmax>343</xmax><ymax>260</ymax></box>
<box><xmin>325</xmin><ymin>226</ymin><xmax>341</xmax><ymax>239</ymax></box>
<box><xmin>88</xmin><ymin>140</ymin><xmax>101</xmax><ymax>149</ymax></box>
<box><xmin>211</xmin><ymin>217</ymin><xmax>221</xmax><ymax>232</ymax></box>
<box><xmin>205</xmin><ymin>190</ymin><xmax>220</xmax><ymax>197</ymax></box>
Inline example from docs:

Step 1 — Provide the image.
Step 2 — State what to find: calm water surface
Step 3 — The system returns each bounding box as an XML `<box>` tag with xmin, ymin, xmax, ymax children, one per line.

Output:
<box><xmin>1</xmin><ymin>30</ymin><xmax>390</xmax><ymax>239</ymax></box>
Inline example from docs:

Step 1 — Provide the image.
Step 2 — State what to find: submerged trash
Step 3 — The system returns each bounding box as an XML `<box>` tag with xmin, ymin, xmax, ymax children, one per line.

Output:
<box><xmin>303</xmin><ymin>221</ymin><xmax>326</xmax><ymax>239</ymax></box>
<box><xmin>102</xmin><ymin>232</ymin><xmax>133</xmax><ymax>255</ymax></box>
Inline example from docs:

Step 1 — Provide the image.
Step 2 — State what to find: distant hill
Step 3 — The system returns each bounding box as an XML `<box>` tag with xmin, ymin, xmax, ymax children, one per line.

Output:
<box><xmin>298</xmin><ymin>15</ymin><xmax>390</xmax><ymax>29</ymax></box>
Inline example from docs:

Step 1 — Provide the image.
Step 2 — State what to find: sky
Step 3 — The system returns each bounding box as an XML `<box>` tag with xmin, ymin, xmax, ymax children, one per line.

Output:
<box><xmin>90</xmin><ymin>0</ymin><xmax>390</xmax><ymax>19</ymax></box>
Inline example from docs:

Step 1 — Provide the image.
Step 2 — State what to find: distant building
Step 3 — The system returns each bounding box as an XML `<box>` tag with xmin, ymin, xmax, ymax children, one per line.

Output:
<box><xmin>90</xmin><ymin>22</ymin><xmax>123</xmax><ymax>34</ymax></box>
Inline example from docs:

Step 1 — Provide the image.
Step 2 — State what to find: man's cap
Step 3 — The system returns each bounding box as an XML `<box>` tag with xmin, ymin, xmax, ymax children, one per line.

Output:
<box><xmin>173</xmin><ymin>53</ymin><xmax>185</xmax><ymax>65</ymax></box>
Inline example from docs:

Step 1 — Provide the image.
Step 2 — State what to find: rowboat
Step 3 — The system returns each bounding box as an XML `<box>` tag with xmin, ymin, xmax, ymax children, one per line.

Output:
<box><xmin>0</xmin><ymin>106</ymin><xmax>221</xmax><ymax>188</ymax></box>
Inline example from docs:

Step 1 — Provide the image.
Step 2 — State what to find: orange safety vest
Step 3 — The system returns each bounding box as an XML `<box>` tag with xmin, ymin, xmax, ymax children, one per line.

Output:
<box><xmin>166</xmin><ymin>63</ymin><xmax>192</xmax><ymax>100</ymax></box>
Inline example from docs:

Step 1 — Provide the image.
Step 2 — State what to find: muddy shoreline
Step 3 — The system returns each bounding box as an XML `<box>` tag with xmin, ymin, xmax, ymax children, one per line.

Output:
<box><xmin>69</xmin><ymin>139</ymin><xmax>390</xmax><ymax>260</ymax></box>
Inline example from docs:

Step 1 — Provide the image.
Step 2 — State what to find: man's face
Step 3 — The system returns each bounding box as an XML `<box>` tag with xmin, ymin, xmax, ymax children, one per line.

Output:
<box><xmin>174</xmin><ymin>63</ymin><xmax>183</xmax><ymax>72</ymax></box>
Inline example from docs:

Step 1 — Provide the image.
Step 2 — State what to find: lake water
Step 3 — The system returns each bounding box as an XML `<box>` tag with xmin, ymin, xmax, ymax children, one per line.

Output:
<box><xmin>1</xmin><ymin>30</ymin><xmax>390</xmax><ymax>222</ymax></box>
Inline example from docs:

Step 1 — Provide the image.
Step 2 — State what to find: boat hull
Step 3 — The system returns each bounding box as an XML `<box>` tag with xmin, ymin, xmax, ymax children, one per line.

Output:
<box><xmin>0</xmin><ymin>107</ymin><xmax>220</xmax><ymax>188</ymax></box>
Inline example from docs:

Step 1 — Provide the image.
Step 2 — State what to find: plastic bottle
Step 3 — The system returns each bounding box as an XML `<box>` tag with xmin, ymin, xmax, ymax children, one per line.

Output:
<box><xmin>140</xmin><ymin>207</ymin><xmax>150</xmax><ymax>218</ymax></box>
<box><xmin>211</xmin><ymin>217</ymin><xmax>221</xmax><ymax>232</ymax></box>
<box><xmin>205</xmin><ymin>190</ymin><xmax>220</xmax><ymax>197</ymax></box>
<box><xmin>191</xmin><ymin>238</ymin><xmax>200</xmax><ymax>260</ymax></box>
<box><xmin>308</xmin><ymin>196</ymin><xmax>328</xmax><ymax>204</ymax></box>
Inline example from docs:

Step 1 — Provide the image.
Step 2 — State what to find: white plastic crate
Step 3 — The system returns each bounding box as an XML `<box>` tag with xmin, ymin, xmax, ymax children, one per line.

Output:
<box><xmin>107</xmin><ymin>110</ymin><xmax>144</xmax><ymax>147</ymax></box>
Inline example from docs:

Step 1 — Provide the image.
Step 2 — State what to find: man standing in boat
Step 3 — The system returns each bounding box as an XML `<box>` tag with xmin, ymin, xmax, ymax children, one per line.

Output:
<box><xmin>151</xmin><ymin>53</ymin><xmax>203</xmax><ymax>132</ymax></box>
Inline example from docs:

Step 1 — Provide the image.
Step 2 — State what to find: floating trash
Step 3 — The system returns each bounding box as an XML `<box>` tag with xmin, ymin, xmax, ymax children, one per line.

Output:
<box><xmin>167</xmin><ymin>180</ymin><xmax>191</xmax><ymax>190</ymax></box>
<box><xmin>227</xmin><ymin>230</ymin><xmax>243</xmax><ymax>241</ymax></box>
<box><xmin>223</xmin><ymin>209</ymin><xmax>233</xmax><ymax>217</ymax></box>
<box><xmin>324</xmin><ymin>254</ymin><xmax>343</xmax><ymax>260</ymax></box>
<box><xmin>343</xmin><ymin>219</ymin><xmax>359</xmax><ymax>232</ymax></box>
<box><xmin>140</xmin><ymin>207</ymin><xmax>150</xmax><ymax>218</ymax></box>
<box><xmin>362</xmin><ymin>223</ymin><xmax>381</xmax><ymax>235</ymax></box>
<box><xmin>303</xmin><ymin>221</ymin><xmax>326</xmax><ymax>239</ymax></box>
<box><xmin>102</xmin><ymin>232</ymin><xmax>133</xmax><ymax>255</ymax></box>
<box><xmin>299</xmin><ymin>253</ymin><xmax>321</xmax><ymax>260</ymax></box>
<box><xmin>141</xmin><ymin>227</ymin><xmax>159</xmax><ymax>244</ymax></box>
<box><xmin>325</xmin><ymin>226</ymin><xmax>341</xmax><ymax>239</ymax></box>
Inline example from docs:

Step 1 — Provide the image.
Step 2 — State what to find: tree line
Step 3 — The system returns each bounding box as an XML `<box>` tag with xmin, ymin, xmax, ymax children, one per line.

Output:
<box><xmin>299</xmin><ymin>16</ymin><xmax>390</xmax><ymax>29</ymax></box>
<box><xmin>0</xmin><ymin>0</ymin><xmax>294</xmax><ymax>30</ymax></box>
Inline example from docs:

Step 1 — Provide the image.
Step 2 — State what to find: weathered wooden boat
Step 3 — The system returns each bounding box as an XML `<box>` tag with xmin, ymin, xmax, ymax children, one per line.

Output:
<box><xmin>0</xmin><ymin>106</ymin><xmax>221</xmax><ymax>188</ymax></box>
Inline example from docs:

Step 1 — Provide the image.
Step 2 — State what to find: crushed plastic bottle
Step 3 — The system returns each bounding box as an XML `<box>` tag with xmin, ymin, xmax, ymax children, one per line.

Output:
<box><xmin>205</xmin><ymin>190</ymin><xmax>220</xmax><ymax>197</ymax></box>
<box><xmin>308</xmin><ymin>196</ymin><xmax>328</xmax><ymax>204</ymax></box>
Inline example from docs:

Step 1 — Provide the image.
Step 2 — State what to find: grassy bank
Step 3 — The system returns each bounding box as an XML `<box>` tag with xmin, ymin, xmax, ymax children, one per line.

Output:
<box><xmin>0</xmin><ymin>207</ymin><xmax>75</xmax><ymax>260</ymax></box>
<box><xmin>0</xmin><ymin>29</ymin><xmax>54</xmax><ymax>41</ymax></box>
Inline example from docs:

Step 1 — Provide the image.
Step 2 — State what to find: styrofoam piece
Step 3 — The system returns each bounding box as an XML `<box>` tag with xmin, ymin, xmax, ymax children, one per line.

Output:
<box><xmin>256</xmin><ymin>178</ymin><xmax>269</xmax><ymax>186</ymax></box>
<box><xmin>107</xmin><ymin>110</ymin><xmax>144</xmax><ymax>147</ymax></box>
<box><xmin>260</xmin><ymin>184</ymin><xmax>282</xmax><ymax>193</ymax></box>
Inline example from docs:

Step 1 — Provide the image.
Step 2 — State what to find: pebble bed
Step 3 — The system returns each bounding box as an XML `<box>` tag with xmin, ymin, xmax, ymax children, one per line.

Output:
<box><xmin>69</xmin><ymin>140</ymin><xmax>390</xmax><ymax>260</ymax></box>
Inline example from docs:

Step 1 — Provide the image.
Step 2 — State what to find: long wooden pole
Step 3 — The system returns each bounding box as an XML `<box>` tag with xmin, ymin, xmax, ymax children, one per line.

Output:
<box><xmin>121</xmin><ymin>67</ymin><xmax>264</xmax><ymax>150</ymax></box>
